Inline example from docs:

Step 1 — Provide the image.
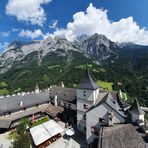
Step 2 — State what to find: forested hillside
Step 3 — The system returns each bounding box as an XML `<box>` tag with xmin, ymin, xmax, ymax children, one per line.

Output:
<box><xmin>0</xmin><ymin>35</ymin><xmax>148</xmax><ymax>106</ymax></box>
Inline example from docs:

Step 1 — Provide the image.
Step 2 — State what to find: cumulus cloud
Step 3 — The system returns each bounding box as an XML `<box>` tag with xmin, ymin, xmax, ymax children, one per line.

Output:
<box><xmin>0</xmin><ymin>42</ymin><xmax>9</xmax><ymax>51</ymax></box>
<box><xmin>53</xmin><ymin>3</ymin><xmax>148</xmax><ymax>45</ymax></box>
<box><xmin>6</xmin><ymin>0</ymin><xmax>52</xmax><ymax>26</ymax></box>
<box><xmin>18</xmin><ymin>29</ymin><xmax>49</xmax><ymax>39</ymax></box>
<box><xmin>12</xmin><ymin>28</ymin><xmax>21</xmax><ymax>32</ymax></box>
<box><xmin>49</xmin><ymin>20</ymin><xmax>58</xmax><ymax>29</ymax></box>
<box><xmin>1</xmin><ymin>31</ymin><xmax>10</xmax><ymax>37</ymax></box>
<box><xmin>19</xmin><ymin>29</ymin><xmax>43</xmax><ymax>39</ymax></box>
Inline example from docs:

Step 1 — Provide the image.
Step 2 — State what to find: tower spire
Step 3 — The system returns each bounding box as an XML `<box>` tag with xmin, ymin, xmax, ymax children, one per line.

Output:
<box><xmin>77</xmin><ymin>69</ymin><xmax>99</xmax><ymax>90</ymax></box>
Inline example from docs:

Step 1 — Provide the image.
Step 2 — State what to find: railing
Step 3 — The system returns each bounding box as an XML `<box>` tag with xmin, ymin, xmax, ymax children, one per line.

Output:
<box><xmin>141</xmin><ymin>107</ymin><xmax>148</xmax><ymax>112</ymax></box>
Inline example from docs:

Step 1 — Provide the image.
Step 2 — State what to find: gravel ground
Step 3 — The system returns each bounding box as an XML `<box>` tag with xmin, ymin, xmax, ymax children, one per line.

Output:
<box><xmin>0</xmin><ymin>131</ymin><xmax>12</xmax><ymax>148</ymax></box>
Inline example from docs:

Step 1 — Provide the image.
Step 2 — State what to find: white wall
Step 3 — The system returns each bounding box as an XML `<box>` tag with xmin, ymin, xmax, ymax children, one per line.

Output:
<box><xmin>93</xmin><ymin>89</ymin><xmax>99</xmax><ymax>104</ymax></box>
<box><xmin>77</xmin><ymin>98</ymin><xmax>93</xmax><ymax>112</ymax></box>
<box><xmin>77</xmin><ymin>98</ymin><xmax>91</xmax><ymax>132</ymax></box>
<box><xmin>77</xmin><ymin>89</ymin><xmax>94</xmax><ymax>101</ymax></box>
<box><xmin>77</xmin><ymin>89</ymin><xmax>94</xmax><ymax>132</ymax></box>
<box><xmin>77</xmin><ymin>110</ymin><xmax>85</xmax><ymax>122</ymax></box>
<box><xmin>139</xmin><ymin>114</ymin><xmax>144</xmax><ymax>121</ymax></box>
<box><xmin>131</xmin><ymin>113</ymin><xmax>144</xmax><ymax>123</ymax></box>
<box><xmin>86</xmin><ymin>103</ymin><xmax>125</xmax><ymax>144</ymax></box>
<box><xmin>77</xmin><ymin>120</ymin><xmax>86</xmax><ymax>132</ymax></box>
<box><xmin>76</xmin><ymin>88</ymin><xmax>99</xmax><ymax>102</ymax></box>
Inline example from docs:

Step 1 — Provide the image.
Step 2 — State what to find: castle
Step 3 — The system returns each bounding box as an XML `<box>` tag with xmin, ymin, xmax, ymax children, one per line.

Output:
<box><xmin>0</xmin><ymin>71</ymin><xmax>146</xmax><ymax>147</ymax></box>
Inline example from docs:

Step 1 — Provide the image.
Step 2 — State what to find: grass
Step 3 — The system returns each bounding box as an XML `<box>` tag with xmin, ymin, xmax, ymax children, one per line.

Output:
<box><xmin>121</xmin><ymin>92</ymin><xmax>128</xmax><ymax>101</ymax></box>
<box><xmin>8</xmin><ymin>129</ymin><xmax>19</xmax><ymax>140</ymax></box>
<box><xmin>75</xmin><ymin>64</ymin><xmax>93</xmax><ymax>69</ymax></box>
<box><xmin>48</xmin><ymin>65</ymin><xmax>61</xmax><ymax>69</ymax></box>
<box><xmin>31</xmin><ymin>116</ymin><xmax>49</xmax><ymax>127</ymax></box>
<box><xmin>97</xmin><ymin>81</ymin><xmax>113</xmax><ymax>92</ymax></box>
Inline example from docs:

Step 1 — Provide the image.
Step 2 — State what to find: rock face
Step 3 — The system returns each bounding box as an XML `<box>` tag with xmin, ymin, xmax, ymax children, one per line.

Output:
<box><xmin>81</xmin><ymin>34</ymin><xmax>118</xmax><ymax>59</ymax></box>
<box><xmin>0</xmin><ymin>34</ymin><xmax>119</xmax><ymax>73</ymax></box>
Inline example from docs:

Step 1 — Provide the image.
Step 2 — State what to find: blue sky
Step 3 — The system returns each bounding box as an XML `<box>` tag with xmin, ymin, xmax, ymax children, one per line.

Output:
<box><xmin>0</xmin><ymin>0</ymin><xmax>148</xmax><ymax>53</ymax></box>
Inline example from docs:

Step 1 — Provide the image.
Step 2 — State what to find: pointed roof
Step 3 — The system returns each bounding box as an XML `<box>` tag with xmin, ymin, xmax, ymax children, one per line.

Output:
<box><xmin>86</xmin><ymin>92</ymin><xmax>126</xmax><ymax>118</ymax></box>
<box><xmin>130</xmin><ymin>98</ymin><xmax>145</xmax><ymax>115</ymax></box>
<box><xmin>77</xmin><ymin>70</ymin><xmax>99</xmax><ymax>90</ymax></box>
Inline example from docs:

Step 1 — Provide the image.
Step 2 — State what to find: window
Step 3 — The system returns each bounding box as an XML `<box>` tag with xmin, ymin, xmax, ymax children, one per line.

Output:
<box><xmin>83</xmin><ymin>91</ymin><xmax>86</xmax><ymax>97</ymax></box>
<box><xmin>58</xmin><ymin>101</ymin><xmax>61</xmax><ymax>106</ymax></box>
<box><xmin>99</xmin><ymin>117</ymin><xmax>106</xmax><ymax>123</ymax></box>
<box><xmin>83</xmin><ymin>114</ymin><xmax>86</xmax><ymax>120</ymax></box>
<box><xmin>91</xmin><ymin>126</ymin><xmax>99</xmax><ymax>135</ymax></box>
<box><xmin>108</xmin><ymin>111</ymin><xmax>113</xmax><ymax>120</ymax></box>
<box><xmin>68</xmin><ymin>104</ymin><xmax>71</xmax><ymax>108</ymax></box>
<box><xmin>64</xmin><ymin>93</ymin><xmax>68</xmax><ymax>96</ymax></box>
<box><xmin>83</xmin><ymin>104</ymin><xmax>89</xmax><ymax>110</ymax></box>
<box><xmin>84</xmin><ymin>127</ymin><xmax>86</xmax><ymax>131</ymax></box>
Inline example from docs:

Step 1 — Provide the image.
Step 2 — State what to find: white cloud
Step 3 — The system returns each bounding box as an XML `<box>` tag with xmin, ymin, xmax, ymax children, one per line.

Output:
<box><xmin>6</xmin><ymin>0</ymin><xmax>52</xmax><ymax>26</ymax></box>
<box><xmin>12</xmin><ymin>28</ymin><xmax>21</xmax><ymax>32</ymax></box>
<box><xmin>0</xmin><ymin>42</ymin><xmax>9</xmax><ymax>50</ymax></box>
<box><xmin>42</xmin><ymin>32</ymin><xmax>50</xmax><ymax>39</ymax></box>
<box><xmin>53</xmin><ymin>3</ymin><xmax>148</xmax><ymax>45</ymax></box>
<box><xmin>19</xmin><ymin>29</ymin><xmax>43</xmax><ymax>39</ymax></box>
<box><xmin>1</xmin><ymin>31</ymin><xmax>10</xmax><ymax>37</ymax></box>
<box><xmin>18</xmin><ymin>29</ymin><xmax>49</xmax><ymax>39</ymax></box>
<box><xmin>49</xmin><ymin>20</ymin><xmax>58</xmax><ymax>29</ymax></box>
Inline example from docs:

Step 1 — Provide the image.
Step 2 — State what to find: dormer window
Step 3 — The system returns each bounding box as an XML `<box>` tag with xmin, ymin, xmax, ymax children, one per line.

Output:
<box><xmin>83</xmin><ymin>104</ymin><xmax>89</xmax><ymax>110</ymax></box>
<box><xmin>83</xmin><ymin>91</ymin><xmax>86</xmax><ymax>97</ymax></box>
<box><xmin>99</xmin><ymin>118</ymin><xmax>106</xmax><ymax>124</ymax></box>
<box><xmin>64</xmin><ymin>92</ymin><xmax>68</xmax><ymax>96</ymax></box>
<box><xmin>91</xmin><ymin>126</ymin><xmax>99</xmax><ymax>135</ymax></box>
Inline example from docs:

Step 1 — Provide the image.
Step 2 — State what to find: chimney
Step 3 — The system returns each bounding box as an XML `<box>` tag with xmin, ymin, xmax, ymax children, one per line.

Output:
<box><xmin>19</xmin><ymin>101</ymin><xmax>23</xmax><ymax>107</ymax></box>
<box><xmin>61</xmin><ymin>81</ymin><xmax>65</xmax><ymax>88</ymax></box>
<box><xmin>35</xmin><ymin>84</ymin><xmax>40</xmax><ymax>93</ymax></box>
<box><xmin>108</xmin><ymin>110</ymin><xmax>113</xmax><ymax>126</ymax></box>
<box><xmin>21</xmin><ymin>92</ymin><xmax>25</xmax><ymax>96</ymax></box>
<box><xmin>54</xmin><ymin>95</ymin><xmax>58</xmax><ymax>106</ymax></box>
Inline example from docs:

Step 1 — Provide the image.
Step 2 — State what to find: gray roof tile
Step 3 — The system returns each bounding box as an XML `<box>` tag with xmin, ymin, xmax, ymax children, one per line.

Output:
<box><xmin>130</xmin><ymin>98</ymin><xmax>145</xmax><ymax>115</ymax></box>
<box><xmin>77</xmin><ymin>71</ymin><xmax>99</xmax><ymax>90</ymax></box>
<box><xmin>0</xmin><ymin>91</ymin><xmax>50</xmax><ymax>115</ymax></box>
<box><xmin>49</xmin><ymin>86</ymin><xmax>76</xmax><ymax>103</ymax></box>
<box><xmin>99</xmin><ymin>124</ymin><xmax>146</xmax><ymax>148</ymax></box>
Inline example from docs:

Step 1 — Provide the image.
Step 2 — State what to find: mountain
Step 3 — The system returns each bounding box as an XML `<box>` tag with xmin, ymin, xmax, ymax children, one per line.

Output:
<box><xmin>81</xmin><ymin>34</ymin><xmax>118</xmax><ymax>59</ymax></box>
<box><xmin>118</xmin><ymin>42</ymin><xmax>148</xmax><ymax>50</ymax></box>
<box><xmin>0</xmin><ymin>33</ymin><xmax>148</xmax><ymax>106</ymax></box>
<box><xmin>0</xmin><ymin>34</ymin><xmax>118</xmax><ymax>74</ymax></box>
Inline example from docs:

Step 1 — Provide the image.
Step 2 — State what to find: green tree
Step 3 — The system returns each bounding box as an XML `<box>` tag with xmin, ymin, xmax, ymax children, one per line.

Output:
<box><xmin>12</xmin><ymin>133</ymin><xmax>30</xmax><ymax>148</ymax></box>
<box><xmin>11</xmin><ymin>119</ymin><xmax>31</xmax><ymax>148</ymax></box>
<box><xmin>0</xmin><ymin>88</ymin><xmax>9</xmax><ymax>95</ymax></box>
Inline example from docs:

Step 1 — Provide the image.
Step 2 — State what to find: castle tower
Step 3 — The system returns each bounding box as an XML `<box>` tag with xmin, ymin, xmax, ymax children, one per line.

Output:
<box><xmin>76</xmin><ymin>70</ymin><xmax>100</xmax><ymax>132</ymax></box>
<box><xmin>130</xmin><ymin>98</ymin><xmax>145</xmax><ymax>124</ymax></box>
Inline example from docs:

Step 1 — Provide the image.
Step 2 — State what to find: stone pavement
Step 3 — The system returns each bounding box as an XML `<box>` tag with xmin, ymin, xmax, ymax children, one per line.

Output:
<box><xmin>0</xmin><ymin>131</ymin><xmax>12</xmax><ymax>148</ymax></box>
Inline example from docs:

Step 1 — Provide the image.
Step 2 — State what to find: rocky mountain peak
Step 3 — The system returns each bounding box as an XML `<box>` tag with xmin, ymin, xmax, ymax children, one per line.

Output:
<box><xmin>0</xmin><ymin>33</ymin><xmax>119</xmax><ymax>73</ymax></box>
<box><xmin>81</xmin><ymin>33</ymin><xmax>118</xmax><ymax>59</ymax></box>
